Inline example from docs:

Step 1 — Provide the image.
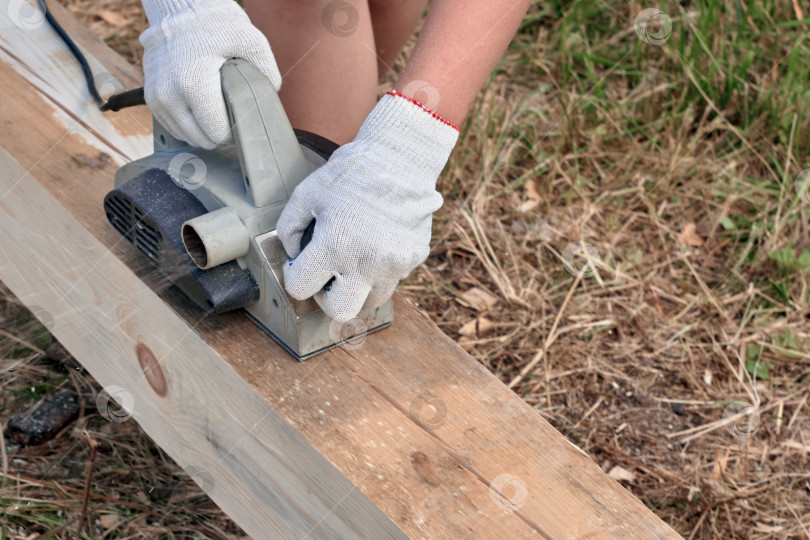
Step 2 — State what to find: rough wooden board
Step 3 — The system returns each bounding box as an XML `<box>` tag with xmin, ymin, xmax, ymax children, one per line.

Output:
<box><xmin>0</xmin><ymin>147</ymin><xmax>406</xmax><ymax>539</ymax></box>
<box><xmin>0</xmin><ymin>4</ymin><xmax>681</xmax><ymax>538</ymax></box>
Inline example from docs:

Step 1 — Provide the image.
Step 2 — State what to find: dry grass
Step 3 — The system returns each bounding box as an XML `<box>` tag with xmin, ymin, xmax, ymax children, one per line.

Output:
<box><xmin>2</xmin><ymin>0</ymin><xmax>810</xmax><ymax>538</ymax></box>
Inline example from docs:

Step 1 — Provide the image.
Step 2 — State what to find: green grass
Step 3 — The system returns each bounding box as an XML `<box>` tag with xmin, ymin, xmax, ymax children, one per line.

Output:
<box><xmin>501</xmin><ymin>0</ymin><xmax>810</xmax><ymax>295</ymax></box>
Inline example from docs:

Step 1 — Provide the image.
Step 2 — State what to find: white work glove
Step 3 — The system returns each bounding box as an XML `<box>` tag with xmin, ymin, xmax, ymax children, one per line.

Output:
<box><xmin>139</xmin><ymin>0</ymin><xmax>281</xmax><ymax>149</ymax></box>
<box><xmin>277</xmin><ymin>91</ymin><xmax>459</xmax><ymax>323</ymax></box>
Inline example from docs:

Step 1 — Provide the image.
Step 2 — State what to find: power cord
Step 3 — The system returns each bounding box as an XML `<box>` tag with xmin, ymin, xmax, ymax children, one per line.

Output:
<box><xmin>37</xmin><ymin>0</ymin><xmax>146</xmax><ymax>111</ymax></box>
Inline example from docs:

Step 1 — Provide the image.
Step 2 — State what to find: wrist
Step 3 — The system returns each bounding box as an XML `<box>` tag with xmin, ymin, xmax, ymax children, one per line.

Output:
<box><xmin>140</xmin><ymin>0</ymin><xmax>233</xmax><ymax>26</ymax></box>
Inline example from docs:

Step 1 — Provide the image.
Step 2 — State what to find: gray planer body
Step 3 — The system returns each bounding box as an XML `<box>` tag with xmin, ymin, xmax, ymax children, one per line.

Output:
<box><xmin>104</xmin><ymin>59</ymin><xmax>393</xmax><ymax>361</ymax></box>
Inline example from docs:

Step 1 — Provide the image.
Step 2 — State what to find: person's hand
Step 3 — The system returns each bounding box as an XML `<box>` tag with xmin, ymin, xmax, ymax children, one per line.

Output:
<box><xmin>139</xmin><ymin>0</ymin><xmax>281</xmax><ymax>149</ymax></box>
<box><xmin>277</xmin><ymin>91</ymin><xmax>459</xmax><ymax>322</ymax></box>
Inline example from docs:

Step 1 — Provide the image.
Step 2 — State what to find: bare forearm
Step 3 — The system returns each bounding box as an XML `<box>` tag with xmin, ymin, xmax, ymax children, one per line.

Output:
<box><xmin>395</xmin><ymin>0</ymin><xmax>531</xmax><ymax>126</ymax></box>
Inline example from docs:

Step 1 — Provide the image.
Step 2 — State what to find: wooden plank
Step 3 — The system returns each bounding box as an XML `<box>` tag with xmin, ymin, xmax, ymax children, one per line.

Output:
<box><xmin>0</xmin><ymin>147</ymin><xmax>405</xmax><ymax>538</ymax></box>
<box><xmin>0</xmin><ymin>4</ymin><xmax>681</xmax><ymax>538</ymax></box>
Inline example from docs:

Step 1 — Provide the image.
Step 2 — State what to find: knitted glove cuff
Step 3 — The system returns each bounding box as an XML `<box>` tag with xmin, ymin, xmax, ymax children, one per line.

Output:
<box><xmin>140</xmin><ymin>0</ymin><xmax>235</xmax><ymax>27</ymax></box>
<box><xmin>355</xmin><ymin>91</ymin><xmax>460</xmax><ymax>182</ymax></box>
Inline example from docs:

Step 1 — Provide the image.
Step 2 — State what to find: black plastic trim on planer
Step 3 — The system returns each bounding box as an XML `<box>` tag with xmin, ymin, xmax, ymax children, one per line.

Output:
<box><xmin>103</xmin><ymin>59</ymin><xmax>393</xmax><ymax>360</ymax></box>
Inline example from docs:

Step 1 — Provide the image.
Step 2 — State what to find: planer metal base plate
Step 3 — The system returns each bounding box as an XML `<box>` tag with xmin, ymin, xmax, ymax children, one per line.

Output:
<box><xmin>244</xmin><ymin>311</ymin><xmax>392</xmax><ymax>362</ymax></box>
